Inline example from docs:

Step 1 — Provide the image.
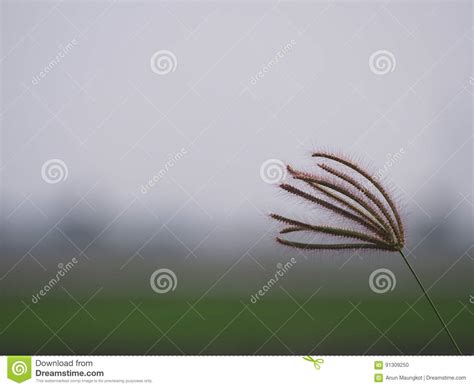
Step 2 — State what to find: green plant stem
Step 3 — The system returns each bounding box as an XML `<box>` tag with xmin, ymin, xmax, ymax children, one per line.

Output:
<box><xmin>398</xmin><ymin>250</ymin><xmax>462</xmax><ymax>355</ymax></box>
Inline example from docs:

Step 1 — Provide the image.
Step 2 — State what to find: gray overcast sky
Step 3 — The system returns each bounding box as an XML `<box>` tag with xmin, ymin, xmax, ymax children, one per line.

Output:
<box><xmin>1</xmin><ymin>1</ymin><xmax>472</xmax><ymax>252</ymax></box>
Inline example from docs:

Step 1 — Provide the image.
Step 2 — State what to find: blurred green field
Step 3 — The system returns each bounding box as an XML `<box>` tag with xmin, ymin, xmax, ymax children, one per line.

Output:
<box><xmin>1</xmin><ymin>296</ymin><xmax>472</xmax><ymax>355</ymax></box>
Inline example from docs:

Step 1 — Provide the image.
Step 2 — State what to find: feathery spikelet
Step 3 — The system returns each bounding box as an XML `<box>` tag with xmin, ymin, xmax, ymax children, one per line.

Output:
<box><xmin>269</xmin><ymin>150</ymin><xmax>463</xmax><ymax>354</ymax></box>
<box><xmin>271</xmin><ymin>152</ymin><xmax>404</xmax><ymax>251</ymax></box>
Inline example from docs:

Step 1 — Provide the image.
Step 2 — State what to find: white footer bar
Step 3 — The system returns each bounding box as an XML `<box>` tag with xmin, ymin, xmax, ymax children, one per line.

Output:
<box><xmin>1</xmin><ymin>356</ymin><xmax>472</xmax><ymax>387</ymax></box>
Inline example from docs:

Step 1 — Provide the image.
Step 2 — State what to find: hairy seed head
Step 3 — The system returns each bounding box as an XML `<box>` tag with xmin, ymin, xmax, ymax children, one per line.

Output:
<box><xmin>271</xmin><ymin>152</ymin><xmax>405</xmax><ymax>252</ymax></box>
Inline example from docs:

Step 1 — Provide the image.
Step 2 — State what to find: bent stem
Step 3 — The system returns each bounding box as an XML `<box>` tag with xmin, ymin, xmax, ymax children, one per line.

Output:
<box><xmin>398</xmin><ymin>250</ymin><xmax>462</xmax><ymax>355</ymax></box>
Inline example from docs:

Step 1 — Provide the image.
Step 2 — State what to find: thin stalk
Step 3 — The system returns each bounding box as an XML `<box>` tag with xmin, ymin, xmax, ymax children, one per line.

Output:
<box><xmin>398</xmin><ymin>250</ymin><xmax>462</xmax><ymax>355</ymax></box>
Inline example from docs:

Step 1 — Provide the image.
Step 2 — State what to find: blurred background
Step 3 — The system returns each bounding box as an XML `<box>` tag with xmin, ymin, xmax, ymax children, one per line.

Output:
<box><xmin>1</xmin><ymin>0</ymin><xmax>472</xmax><ymax>355</ymax></box>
